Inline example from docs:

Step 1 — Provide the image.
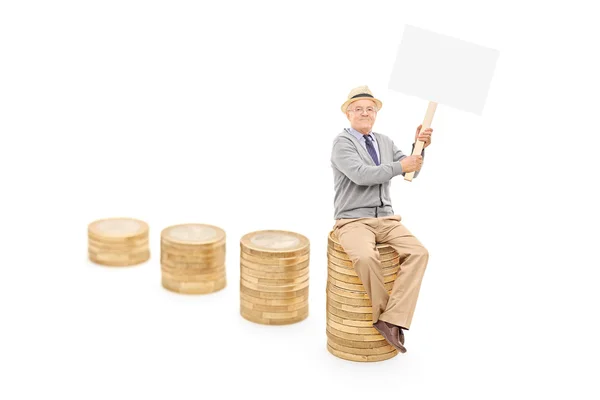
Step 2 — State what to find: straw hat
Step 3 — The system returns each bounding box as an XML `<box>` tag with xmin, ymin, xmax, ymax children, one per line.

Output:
<box><xmin>341</xmin><ymin>85</ymin><xmax>383</xmax><ymax>113</ymax></box>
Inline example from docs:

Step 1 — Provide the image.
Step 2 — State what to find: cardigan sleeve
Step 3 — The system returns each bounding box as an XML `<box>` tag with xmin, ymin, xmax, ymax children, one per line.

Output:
<box><xmin>392</xmin><ymin>140</ymin><xmax>424</xmax><ymax>178</ymax></box>
<box><xmin>332</xmin><ymin>137</ymin><xmax>404</xmax><ymax>186</ymax></box>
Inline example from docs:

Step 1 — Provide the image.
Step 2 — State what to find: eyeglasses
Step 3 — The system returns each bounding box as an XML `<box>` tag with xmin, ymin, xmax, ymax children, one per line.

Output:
<box><xmin>348</xmin><ymin>107</ymin><xmax>377</xmax><ymax>114</ymax></box>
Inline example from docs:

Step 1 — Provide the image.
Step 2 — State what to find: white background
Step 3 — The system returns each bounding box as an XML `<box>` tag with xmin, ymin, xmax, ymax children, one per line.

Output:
<box><xmin>1</xmin><ymin>1</ymin><xmax>599</xmax><ymax>399</ymax></box>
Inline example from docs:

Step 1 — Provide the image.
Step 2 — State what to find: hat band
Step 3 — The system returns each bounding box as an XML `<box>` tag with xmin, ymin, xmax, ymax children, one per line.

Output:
<box><xmin>350</xmin><ymin>93</ymin><xmax>374</xmax><ymax>99</ymax></box>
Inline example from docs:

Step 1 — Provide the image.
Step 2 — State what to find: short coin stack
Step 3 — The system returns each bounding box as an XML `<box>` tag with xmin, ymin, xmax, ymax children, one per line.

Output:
<box><xmin>326</xmin><ymin>230</ymin><xmax>401</xmax><ymax>362</ymax></box>
<box><xmin>240</xmin><ymin>230</ymin><xmax>310</xmax><ymax>325</ymax></box>
<box><xmin>161</xmin><ymin>223</ymin><xmax>227</xmax><ymax>294</ymax></box>
<box><xmin>88</xmin><ymin>217</ymin><xmax>150</xmax><ymax>266</ymax></box>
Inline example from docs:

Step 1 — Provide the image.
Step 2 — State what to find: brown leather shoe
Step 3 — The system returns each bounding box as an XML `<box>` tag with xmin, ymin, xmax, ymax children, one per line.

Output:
<box><xmin>398</xmin><ymin>328</ymin><xmax>405</xmax><ymax>345</ymax></box>
<box><xmin>373</xmin><ymin>320</ymin><xmax>406</xmax><ymax>353</ymax></box>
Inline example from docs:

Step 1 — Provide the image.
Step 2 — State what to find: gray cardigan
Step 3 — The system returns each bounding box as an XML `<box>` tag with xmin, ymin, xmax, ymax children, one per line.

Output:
<box><xmin>330</xmin><ymin>129</ymin><xmax>424</xmax><ymax>220</ymax></box>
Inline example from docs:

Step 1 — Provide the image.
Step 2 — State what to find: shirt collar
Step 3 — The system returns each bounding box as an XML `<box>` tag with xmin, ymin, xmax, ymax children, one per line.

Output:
<box><xmin>347</xmin><ymin>127</ymin><xmax>375</xmax><ymax>142</ymax></box>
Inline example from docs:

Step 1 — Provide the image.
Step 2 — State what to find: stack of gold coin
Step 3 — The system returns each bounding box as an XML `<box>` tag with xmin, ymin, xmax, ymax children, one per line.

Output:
<box><xmin>87</xmin><ymin>217</ymin><xmax>150</xmax><ymax>266</ymax></box>
<box><xmin>239</xmin><ymin>230</ymin><xmax>310</xmax><ymax>325</ymax></box>
<box><xmin>160</xmin><ymin>223</ymin><xmax>227</xmax><ymax>294</ymax></box>
<box><xmin>326</xmin><ymin>230</ymin><xmax>401</xmax><ymax>362</ymax></box>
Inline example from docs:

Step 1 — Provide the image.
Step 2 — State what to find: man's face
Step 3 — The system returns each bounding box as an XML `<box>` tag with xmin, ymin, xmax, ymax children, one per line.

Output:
<box><xmin>346</xmin><ymin>99</ymin><xmax>378</xmax><ymax>134</ymax></box>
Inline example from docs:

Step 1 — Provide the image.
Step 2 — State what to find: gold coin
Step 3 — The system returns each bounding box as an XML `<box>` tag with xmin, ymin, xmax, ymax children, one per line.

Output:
<box><xmin>88</xmin><ymin>245</ymin><xmax>149</xmax><ymax>257</ymax></box>
<box><xmin>161</xmin><ymin>269</ymin><xmax>225</xmax><ymax>282</ymax></box>
<box><xmin>88</xmin><ymin>249</ymin><xmax>150</xmax><ymax>261</ymax></box>
<box><xmin>88</xmin><ymin>218</ymin><xmax>149</xmax><ymax>242</ymax></box>
<box><xmin>240</xmin><ymin>277</ymin><xmax>309</xmax><ymax>293</ymax></box>
<box><xmin>326</xmin><ymin>290</ymin><xmax>372</xmax><ymax>307</ymax></box>
<box><xmin>240</xmin><ymin>273</ymin><xmax>309</xmax><ymax>286</ymax></box>
<box><xmin>162</xmin><ymin>276</ymin><xmax>226</xmax><ymax>294</ymax></box>
<box><xmin>326</xmin><ymin>283</ymin><xmax>371</xmax><ymax>300</ymax></box>
<box><xmin>88</xmin><ymin>232</ymin><xmax>148</xmax><ymax>244</ymax></box>
<box><xmin>327</xmin><ymin>344</ymin><xmax>398</xmax><ymax>362</ymax></box>
<box><xmin>326</xmin><ymin>325</ymin><xmax>385</xmax><ymax>342</ymax></box>
<box><xmin>326</xmin><ymin>261</ymin><xmax>398</xmax><ymax>278</ymax></box>
<box><xmin>240</xmin><ymin>304</ymin><xmax>309</xmax><ymax>320</ymax></box>
<box><xmin>89</xmin><ymin>252</ymin><xmax>150</xmax><ymax>267</ymax></box>
<box><xmin>161</xmin><ymin>223</ymin><xmax>225</xmax><ymax>246</ymax></box>
<box><xmin>239</xmin><ymin>250</ymin><xmax>310</xmax><ymax>266</ymax></box>
<box><xmin>327</xmin><ymin>254</ymin><xmax>400</xmax><ymax>270</ymax></box>
<box><xmin>240</xmin><ymin>284</ymin><xmax>309</xmax><ymax>300</ymax></box>
<box><xmin>328</xmin><ymin>339</ymin><xmax>397</xmax><ymax>356</ymax></box>
<box><xmin>325</xmin><ymin>329</ymin><xmax>389</xmax><ymax>349</ymax></box>
<box><xmin>160</xmin><ymin>240</ymin><xmax>225</xmax><ymax>256</ymax></box>
<box><xmin>240</xmin><ymin>258</ymin><xmax>309</xmax><ymax>274</ymax></box>
<box><xmin>88</xmin><ymin>247</ymin><xmax>149</xmax><ymax>259</ymax></box>
<box><xmin>240</xmin><ymin>298</ymin><xmax>309</xmax><ymax>313</ymax></box>
<box><xmin>327</xmin><ymin>319</ymin><xmax>379</xmax><ymax>335</ymax></box>
<box><xmin>327</xmin><ymin>276</ymin><xmax>393</xmax><ymax>293</ymax></box>
<box><xmin>327</xmin><ymin>268</ymin><xmax>396</xmax><ymax>285</ymax></box>
<box><xmin>326</xmin><ymin>248</ymin><xmax>398</xmax><ymax>264</ymax></box>
<box><xmin>88</xmin><ymin>237</ymin><xmax>148</xmax><ymax>250</ymax></box>
<box><xmin>327</xmin><ymin>304</ymin><xmax>372</xmax><ymax>321</ymax></box>
<box><xmin>327</xmin><ymin>311</ymin><xmax>374</xmax><ymax>328</ymax></box>
<box><xmin>161</xmin><ymin>238</ymin><xmax>225</xmax><ymax>249</ymax></box>
<box><xmin>240</xmin><ymin>264</ymin><xmax>309</xmax><ymax>280</ymax></box>
<box><xmin>326</xmin><ymin>326</ymin><xmax>384</xmax><ymax>345</ymax></box>
<box><xmin>160</xmin><ymin>257</ymin><xmax>225</xmax><ymax>270</ymax></box>
<box><xmin>240</xmin><ymin>230</ymin><xmax>309</xmax><ymax>259</ymax></box>
<box><xmin>240</xmin><ymin>251</ymin><xmax>309</xmax><ymax>267</ymax></box>
<box><xmin>240</xmin><ymin>292</ymin><xmax>307</xmax><ymax>306</ymax></box>
<box><xmin>327</xmin><ymin>321</ymin><xmax>384</xmax><ymax>342</ymax></box>
<box><xmin>161</xmin><ymin>264</ymin><xmax>225</xmax><ymax>275</ymax></box>
<box><xmin>240</xmin><ymin>308</ymin><xmax>308</xmax><ymax>326</ymax></box>
<box><xmin>327</xmin><ymin>276</ymin><xmax>367</xmax><ymax>293</ymax></box>
<box><xmin>160</xmin><ymin>246</ymin><xmax>225</xmax><ymax>260</ymax></box>
<box><xmin>328</xmin><ymin>297</ymin><xmax>373</xmax><ymax>314</ymax></box>
<box><xmin>327</xmin><ymin>241</ymin><xmax>397</xmax><ymax>256</ymax></box>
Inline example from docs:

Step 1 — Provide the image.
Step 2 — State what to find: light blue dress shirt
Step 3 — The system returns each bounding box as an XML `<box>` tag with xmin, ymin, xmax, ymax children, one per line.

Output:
<box><xmin>345</xmin><ymin>127</ymin><xmax>381</xmax><ymax>163</ymax></box>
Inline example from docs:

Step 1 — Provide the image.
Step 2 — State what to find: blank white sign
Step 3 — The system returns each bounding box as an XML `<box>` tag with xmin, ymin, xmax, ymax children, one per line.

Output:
<box><xmin>388</xmin><ymin>25</ymin><xmax>500</xmax><ymax>115</ymax></box>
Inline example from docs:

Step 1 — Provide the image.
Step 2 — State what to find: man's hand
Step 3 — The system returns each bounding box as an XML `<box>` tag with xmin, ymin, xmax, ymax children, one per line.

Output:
<box><xmin>400</xmin><ymin>155</ymin><xmax>423</xmax><ymax>173</ymax></box>
<box><xmin>415</xmin><ymin>124</ymin><xmax>433</xmax><ymax>148</ymax></box>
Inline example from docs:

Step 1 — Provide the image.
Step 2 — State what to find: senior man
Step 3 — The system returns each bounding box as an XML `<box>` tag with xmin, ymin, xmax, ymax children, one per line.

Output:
<box><xmin>330</xmin><ymin>85</ymin><xmax>432</xmax><ymax>353</ymax></box>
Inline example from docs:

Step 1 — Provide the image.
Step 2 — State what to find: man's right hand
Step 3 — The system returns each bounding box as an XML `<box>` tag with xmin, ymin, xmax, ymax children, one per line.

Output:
<box><xmin>400</xmin><ymin>155</ymin><xmax>423</xmax><ymax>173</ymax></box>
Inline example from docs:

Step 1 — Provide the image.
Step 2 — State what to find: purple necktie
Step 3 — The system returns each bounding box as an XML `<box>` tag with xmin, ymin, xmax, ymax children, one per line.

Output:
<box><xmin>364</xmin><ymin>135</ymin><xmax>380</xmax><ymax>166</ymax></box>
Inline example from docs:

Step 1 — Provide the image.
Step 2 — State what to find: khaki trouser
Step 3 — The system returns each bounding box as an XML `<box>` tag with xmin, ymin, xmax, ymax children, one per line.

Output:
<box><xmin>332</xmin><ymin>215</ymin><xmax>429</xmax><ymax>330</ymax></box>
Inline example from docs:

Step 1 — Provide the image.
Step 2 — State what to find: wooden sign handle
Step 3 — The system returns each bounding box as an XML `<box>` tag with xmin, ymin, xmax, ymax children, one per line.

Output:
<box><xmin>404</xmin><ymin>101</ymin><xmax>437</xmax><ymax>182</ymax></box>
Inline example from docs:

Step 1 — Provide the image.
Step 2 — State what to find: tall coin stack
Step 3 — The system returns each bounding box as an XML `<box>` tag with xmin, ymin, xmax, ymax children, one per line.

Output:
<box><xmin>88</xmin><ymin>217</ymin><xmax>150</xmax><ymax>266</ymax></box>
<box><xmin>239</xmin><ymin>230</ymin><xmax>310</xmax><ymax>325</ymax></box>
<box><xmin>326</xmin><ymin>230</ymin><xmax>401</xmax><ymax>362</ymax></box>
<box><xmin>160</xmin><ymin>223</ymin><xmax>227</xmax><ymax>294</ymax></box>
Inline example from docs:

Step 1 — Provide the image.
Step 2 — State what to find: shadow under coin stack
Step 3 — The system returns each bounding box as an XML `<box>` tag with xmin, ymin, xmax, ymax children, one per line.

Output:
<box><xmin>326</xmin><ymin>230</ymin><xmax>401</xmax><ymax>362</ymax></box>
<box><xmin>87</xmin><ymin>218</ymin><xmax>150</xmax><ymax>266</ymax></box>
<box><xmin>160</xmin><ymin>223</ymin><xmax>227</xmax><ymax>294</ymax></box>
<box><xmin>240</xmin><ymin>230</ymin><xmax>310</xmax><ymax>325</ymax></box>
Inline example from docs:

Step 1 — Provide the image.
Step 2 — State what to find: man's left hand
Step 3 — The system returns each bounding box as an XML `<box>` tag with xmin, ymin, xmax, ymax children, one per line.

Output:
<box><xmin>415</xmin><ymin>124</ymin><xmax>433</xmax><ymax>148</ymax></box>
